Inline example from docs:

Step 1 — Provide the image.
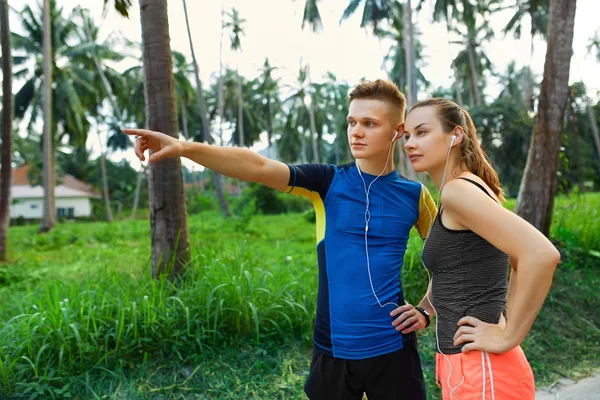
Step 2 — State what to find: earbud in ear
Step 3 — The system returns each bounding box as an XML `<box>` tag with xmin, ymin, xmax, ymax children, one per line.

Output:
<box><xmin>392</xmin><ymin>131</ymin><xmax>399</xmax><ymax>141</ymax></box>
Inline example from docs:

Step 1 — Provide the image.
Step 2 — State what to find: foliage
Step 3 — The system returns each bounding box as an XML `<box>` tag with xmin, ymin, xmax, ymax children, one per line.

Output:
<box><xmin>1</xmin><ymin>194</ymin><xmax>599</xmax><ymax>397</ymax></box>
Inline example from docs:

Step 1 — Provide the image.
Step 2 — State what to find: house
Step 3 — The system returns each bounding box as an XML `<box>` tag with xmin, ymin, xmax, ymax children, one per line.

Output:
<box><xmin>11</xmin><ymin>165</ymin><xmax>99</xmax><ymax>220</ymax></box>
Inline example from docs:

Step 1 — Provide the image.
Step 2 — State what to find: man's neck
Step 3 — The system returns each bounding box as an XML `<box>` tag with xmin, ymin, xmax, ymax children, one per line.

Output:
<box><xmin>356</xmin><ymin>158</ymin><xmax>395</xmax><ymax>176</ymax></box>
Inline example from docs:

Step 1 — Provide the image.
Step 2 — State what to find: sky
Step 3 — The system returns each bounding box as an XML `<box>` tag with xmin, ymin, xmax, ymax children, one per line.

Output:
<box><xmin>10</xmin><ymin>0</ymin><xmax>600</xmax><ymax>169</ymax></box>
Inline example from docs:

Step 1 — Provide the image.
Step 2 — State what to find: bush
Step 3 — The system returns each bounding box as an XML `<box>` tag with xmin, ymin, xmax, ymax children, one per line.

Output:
<box><xmin>186</xmin><ymin>189</ymin><xmax>219</xmax><ymax>214</ymax></box>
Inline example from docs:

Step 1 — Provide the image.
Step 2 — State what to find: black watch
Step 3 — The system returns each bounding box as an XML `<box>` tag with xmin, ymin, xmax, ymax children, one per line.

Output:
<box><xmin>415</xmin><ymin>306</ymin><xmax>431</xmax><ymax>328</ymax></box>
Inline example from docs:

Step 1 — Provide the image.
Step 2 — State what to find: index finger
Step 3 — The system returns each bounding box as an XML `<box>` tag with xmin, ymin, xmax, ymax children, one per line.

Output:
<box><xmin>457</xmin><ymin>316</ymin><xmax>480</xmax><ymax>327</ymax></box>
<box><xmin>123</xmin><ymin>128</ymin><xmax>159</xmax><ymax>138</ymax></box>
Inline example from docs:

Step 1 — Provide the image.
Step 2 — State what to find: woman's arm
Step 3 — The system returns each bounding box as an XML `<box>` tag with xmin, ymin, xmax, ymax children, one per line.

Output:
<box><xmin>442</xmin><ymin>179</ymin><xmax>560</xmax><ymax>353</ymax></box>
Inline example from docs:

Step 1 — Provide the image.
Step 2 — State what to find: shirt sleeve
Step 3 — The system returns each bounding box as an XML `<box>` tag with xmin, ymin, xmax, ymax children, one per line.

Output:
<box><xmin>285</xmin><ymin>164</ymin><xmax>336</xmax><ymax>200</ymax></box>
<box><xmin>414</xmin><ymin>184</ymin><xmax>437</xmax><ymax>240</ymax></box>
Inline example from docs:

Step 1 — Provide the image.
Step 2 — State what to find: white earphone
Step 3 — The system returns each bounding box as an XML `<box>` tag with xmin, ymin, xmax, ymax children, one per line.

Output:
<box><xmin>392</xmin><ymin>130</ymin><xmax>399</xmax><ymax>141</ymax></box>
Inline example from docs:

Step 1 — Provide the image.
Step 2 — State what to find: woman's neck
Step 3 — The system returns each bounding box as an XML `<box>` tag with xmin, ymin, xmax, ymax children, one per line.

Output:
<box><xmin>430</xmin><ymin>160</ymin><xmax>467</xmax><ymax>190</ymax></box>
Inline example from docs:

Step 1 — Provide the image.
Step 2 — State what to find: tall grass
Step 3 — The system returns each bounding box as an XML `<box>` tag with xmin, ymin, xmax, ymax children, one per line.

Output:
<box><xmin>1</xmin><ymin>213</ymin><xmax>318</xmax><ymax>396</ymax></box>
<box><xmin>1</xmin><ymin>194</ymin><xmax>598</xmax><ymax>398</ymax></box>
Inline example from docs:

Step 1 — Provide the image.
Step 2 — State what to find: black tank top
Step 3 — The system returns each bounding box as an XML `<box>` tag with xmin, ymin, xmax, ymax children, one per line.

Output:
<box><xmin>422</xmin><ymin>177</ymin><xmax>509</xmax><ymax>354</ymax></box>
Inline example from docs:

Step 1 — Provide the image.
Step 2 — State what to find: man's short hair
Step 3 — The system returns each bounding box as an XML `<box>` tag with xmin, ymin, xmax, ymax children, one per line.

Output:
<box><xmin>348</xmin><ymin>80</ymin><xmax>407</xmax><ymax>121</ymax></box>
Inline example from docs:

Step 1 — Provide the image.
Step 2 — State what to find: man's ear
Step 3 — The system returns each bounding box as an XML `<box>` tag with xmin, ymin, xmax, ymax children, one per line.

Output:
<box><xmin>395</xmin><ymin>123</ymin><xmax>405</xmax><ymax>141</ymax></box>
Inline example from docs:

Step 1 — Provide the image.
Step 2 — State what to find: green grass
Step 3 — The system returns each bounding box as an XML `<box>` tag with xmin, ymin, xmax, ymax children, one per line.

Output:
<box><xmin>0</xmin><ymin>194</ymin><xmax>598</xmax><ymax>399</ymax></box>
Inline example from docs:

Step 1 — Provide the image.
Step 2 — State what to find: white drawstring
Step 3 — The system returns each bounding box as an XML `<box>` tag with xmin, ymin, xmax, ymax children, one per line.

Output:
<box><xmin>480</xmin><ymin>351</ymin><xmax>496</xmax><ymax>400</ymax></box>
<box><xmin>486</xmin><ymin>352</ymin><xmax>496</xmax><ymax>400</ymax></box>
<box><xmin>481</xmin><ymin>351</ymin><xmax>487</xmax><ymax>398</ymax></box>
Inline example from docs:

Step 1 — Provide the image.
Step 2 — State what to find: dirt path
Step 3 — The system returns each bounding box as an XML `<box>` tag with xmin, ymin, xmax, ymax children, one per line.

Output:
<box><xmin>536</xmin><ymin>372</ymin><xmax>600</xmax><ymax>399</ymax></box>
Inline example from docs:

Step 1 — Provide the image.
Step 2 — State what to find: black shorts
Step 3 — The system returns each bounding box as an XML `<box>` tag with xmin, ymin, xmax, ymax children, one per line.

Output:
<box><xmin>303</xmin><ymin>337</ymin><xmax>426</xmax><ymax>400</ymax></box>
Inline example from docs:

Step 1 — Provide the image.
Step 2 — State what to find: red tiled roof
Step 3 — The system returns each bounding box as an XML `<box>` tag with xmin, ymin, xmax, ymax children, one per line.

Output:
<box><xmin>12</xmin><ymin>164</ymin><xmax>98</xmax><ymax>196</ymax></box>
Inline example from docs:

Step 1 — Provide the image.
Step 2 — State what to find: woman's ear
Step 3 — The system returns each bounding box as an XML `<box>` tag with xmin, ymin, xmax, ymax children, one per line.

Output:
<box><xmin>452</xmin><ymin>127</ymin><xmax>465</xmax><ymax>146</ymax></box>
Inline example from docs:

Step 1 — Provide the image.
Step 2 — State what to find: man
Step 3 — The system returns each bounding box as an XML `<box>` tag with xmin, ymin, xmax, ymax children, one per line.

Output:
<box><xmin>125</xmin><ymin>79</ymin><xmax>436</xmax><ymax>400</ymax></box>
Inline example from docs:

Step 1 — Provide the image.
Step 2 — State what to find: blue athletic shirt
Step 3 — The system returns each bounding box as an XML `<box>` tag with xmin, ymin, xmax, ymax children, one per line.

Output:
<box><xmin>285</xmin><ymin>162</ymin><xmax>436</xmax><ymax>359</ymax></box>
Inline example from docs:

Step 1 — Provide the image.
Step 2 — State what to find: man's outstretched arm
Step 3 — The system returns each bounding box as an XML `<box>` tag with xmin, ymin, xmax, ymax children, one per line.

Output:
<box><xmin>124</xmin><ymin>128</ymin><xmax>290</xmax><ymax>191</ymax></box>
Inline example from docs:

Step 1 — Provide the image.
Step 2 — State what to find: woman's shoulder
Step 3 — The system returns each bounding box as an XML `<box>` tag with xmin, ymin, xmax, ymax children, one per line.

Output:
<box><xmin>441</xmin><ymin>176</ymin><xmax>499</xmax><ymax>212</ymax></box>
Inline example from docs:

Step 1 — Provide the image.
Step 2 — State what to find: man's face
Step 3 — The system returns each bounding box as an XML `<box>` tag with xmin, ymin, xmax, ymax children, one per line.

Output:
<box><xmin>346</xmin><ymin>99</ymin><xmax>402</xmax><ymax>161</ymax></box>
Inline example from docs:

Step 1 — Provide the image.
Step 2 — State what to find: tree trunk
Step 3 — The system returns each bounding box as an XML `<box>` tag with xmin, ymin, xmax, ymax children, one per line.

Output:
<box><xmin>467</xmin><ymin>27</ymin><xmax>482</xmax><ymax>106</ymax></box>
<box><xmin>131</xmin><ymin>164</ymin><xmax>145</xmax><ymax>219</ymax></box>
<box><xmin>397</xmin><ymin>39</ymin><xmax>405</xmax><ymax>93</ymax></box>
<box><xmin>140</xmin><ymin>0</ymin><xmax>190</xmax><ymax>277</ymax></box>
<box><xmin>300</xmin><ymin>129</ymin><xmax>308</xmax><ymax>164</ymax></box>
<box><xmin>89</xmin><ymin>30</ymin><xmax>123</xmax><ymax>121</ymax></box>
<box><xmin>587</xmin><ymin>96</ymin><xmax>600</xmax><ymax>177</ymax></box>
<box><xmin>306</xmin><ymin>63</ymin><xmax>320</xmax><ymax>163</ymax></box>
<box><xmin>566</xmin><ymin>97</ymin><xmax>582</xmax><ymax>191</ymax></box>
<box><xmin>266</xmin><ymin>92</ymin><xmax>273</xmax><ymax>146</ymax></box>
<box><xmin>467</xmin><ymin>80</ymin><xmax>475</xmax><ymax>107</ymax></box>
<box><xmin>514</xmin><ymin>0</ymin><xmax>577</xmax><ymax>236</ymax></box>
<box><xmin>218</xmin><ymin>5</ymin><xmax>225</xmax><ymax>145</ymax></box>
<box><xmin>237</xmin><ymin>68</ymin><xmax>244</xmax><ymax>147</ymax></box>
<box><xmin>88</xmin><ymin>22</ymin><xmax>128</xmax><ymax>221</ymax></box>
<box><xmin>40</xmin><ymin>0</ymin><xmax>55</xmax><ymax>233</ymax></box>
<box><xmin>182</xmin><ymin>0</ymin><xmax>210</xmax><ymax>141</ymax></box>
<box><xmin>403</xmin><ymin>0</ymin><xmax>416</xmax><ymax>109</ymax></box>
<box><xmin>182</xmin><ymin>0</ymin><xmax>229</xmax><ymax>216</ymax></box>
<box><xmin>181</xmin><ymin>101</ymin><xmax>189</xmax><ymax>140</ymax></box>
<box><xmin>98</xmin><ymin>134</ymin><xmax>113</xmax><ymax>222</ymax></box>
<box><xmin>452</xmin><ymin>60</ymin><xmax>464</xmax><ymax>106</ymax></box>
<box><xmin>524</xmin><ymin>37</ymin><xmax>534</xmax><ymax>111</ymax></box>
<box><xmin>0</xmin><ymin>0</ymin><xmax>12</xmax><ymax>260</ymax></box>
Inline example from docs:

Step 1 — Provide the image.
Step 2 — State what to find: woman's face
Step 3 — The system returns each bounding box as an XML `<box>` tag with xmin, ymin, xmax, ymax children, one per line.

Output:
<box><xmin>403</xmin><ymin>106</ymin><xmax>455</xmax><ymax>173</ymax></box>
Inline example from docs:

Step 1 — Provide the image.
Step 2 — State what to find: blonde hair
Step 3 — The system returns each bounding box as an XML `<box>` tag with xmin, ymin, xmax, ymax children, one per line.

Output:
<box><xmin>349</xmin><ymin>79</ymin><xmax>406</xmax><ymax>122</ymax></box>
<box><xmin>410</xmin><ymin>98</ymin><xmax>506</xmax><ymax>202</ymax></box>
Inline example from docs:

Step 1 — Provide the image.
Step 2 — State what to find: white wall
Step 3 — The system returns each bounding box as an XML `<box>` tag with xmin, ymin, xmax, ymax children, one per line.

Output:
<box><xmin>11</xmin><ymin>198</ymin><xmax>43</xmax><ymax>219</ymax></box>
<box><xmin>10</xmin><ymin>197</ymin><xmax>93</xmax><ymax>219</ymax></box>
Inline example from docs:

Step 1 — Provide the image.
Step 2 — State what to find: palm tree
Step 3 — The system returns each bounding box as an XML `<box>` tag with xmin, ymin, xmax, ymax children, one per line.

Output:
<box><xmin>449</xmin><ymin>18</ymin><xmax>493</xmax><ymax>106</ymax></box>
<box><xmin>514</xmin><ymin>0</ymin><xmax>577</xmax><ymax>235</ymax></box>
<box><xmin>340</xmin><ymin>0</ymin><xmax>418</xmax><ymax>107</ymax></box>
<box><xmin>584</xmin><ymin>35</ymin><xmax>600</xmax><ymax>177</ymax></box>
<box><xmin>103</xmin><ymin>0</ymin><xmax>133</xmax><ymax>17</ymax></box>
<box><xmin>497</xmin><ymin>61</ymin><xmax>527</xmax><ymax>102</ymax></box>
<box><xmin>257</xmin><ymin>58</ymin><xmax>280</xmax><ymax>148</ymax></box>
<box><xmin>224</xmin><ymin>8</ymin><xmax>246</xmax><ymax>147</ymax></box>
<box><xmin>206</xmin><ymin>68</ymin><xmax>265</xmax><ymax>148</ymax></box>
<box><xmin>181</xmin><ymin>0</ymin><xmax>229</xmax><ymax>217</ymax></box>
<box><xmin>588</xmin><ymin>32</ymin><xmax>600</xmax><ymax>62</ymax></box>
<box><xmin>503</xmin><ymin>0</ymin><xmax>550</xmax><ymax>110</ymax></box>
<box><xmin>280</xmin><ymin>66</ymin><xmax>327</xmax><ymax>163</ymax></box>
<box><xmin>13</xmin><ymin>1</ymin><xmax>100</xmax><ymax>231</ymax></box>
<box><xmin>0</xmin><ymin>0</ymin><xmax>12</xmax><ymax>259</ymax></box>
<box><xmin>423</xmin><ymin>0</ymin><xmax>490</xmax><ymax>106</ymax></box>
<box><xmin>139</xmin><ymin>0</ymin><xmax>190</xmax><ymax>276</ymax></box>
<box><xmin>40</xmin><ymin>0</ymin><xmax>55</xmax><ymax>232</ymax></box>
<box><xmin>172</xmin><ymin>51</ymin><xmax>195</xmax><ymax>140</ymax></box>
<box><xmin>340</xmin><ymin>0</ymin><xmax>395</xmax><ymax>35</ymax></box>
<box><xmin>296</xmin><ymin>0</ymin><xmax>322</xmax><ymax>163</ymax></box>
<box><xmin>72</xmin><ymin>7</ymin><xmax>130</xmax><ymax>222</ymax></box>
<box><xmin>319</xmin><ymin>73</ymin><xmax>352</xmax><ymax>165</ymax></box>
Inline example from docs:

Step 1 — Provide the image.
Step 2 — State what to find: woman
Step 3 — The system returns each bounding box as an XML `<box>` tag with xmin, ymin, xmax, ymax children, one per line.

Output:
<box><xmin>396</xmin><ymin>98</ymin><xmax>560</xmax><ymax>399</ymax></box>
